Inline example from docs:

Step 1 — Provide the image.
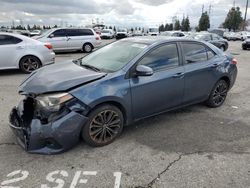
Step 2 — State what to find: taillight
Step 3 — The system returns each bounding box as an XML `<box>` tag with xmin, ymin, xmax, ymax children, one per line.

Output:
<box><xmin>44</xmin><ymin>43</ymin><xmax>53</xmax><ymax>50</ymax></box>
<box><xmin>95</xmin><ymin>36</ymin><xmax>100</xmax><ymax>40</ymax></box>
<box><xmin>231</xmin><ymin>58</ymin><xmax>238</xmax><ymax>65</ymax></box>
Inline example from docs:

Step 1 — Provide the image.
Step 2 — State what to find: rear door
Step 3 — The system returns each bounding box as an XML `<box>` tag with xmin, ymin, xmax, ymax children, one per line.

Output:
<box><xmin>181</xmin><ymin>42</ymin><xmax>220</xmax><ymax>104</ymax></box>
<box><xmin>130</xmin><ymin>43</ymin><xmax>185</xmax><ymax>119</ymax></box>
<box><xmin>47</xmin><ymin>29</ymin><xmax>68</xmax><ymax>51</ymax></box>
<box><xmin>0</xmin><ymin>35</ymin><xmax>24</xmax><ymax>69</ymax></box>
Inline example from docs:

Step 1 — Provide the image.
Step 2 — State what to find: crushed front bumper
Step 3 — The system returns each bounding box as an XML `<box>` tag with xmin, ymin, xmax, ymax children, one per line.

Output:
<box><xmin>9</xmin><ymin>98</ymin><xmax>88</xmax><ymax>154</ymax></box>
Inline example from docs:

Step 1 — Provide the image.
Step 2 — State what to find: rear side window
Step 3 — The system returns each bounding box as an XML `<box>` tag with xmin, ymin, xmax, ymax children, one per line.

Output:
<box><xmin>182</xmin><ymin>43</ymin><xmax>207</xmax><ymax>63</ymax></box>
<box><xmin>139</xmin><ymin>43</ymin><xmax>179</xmax><ymax>71</ymax></box>
<box><xmin>51</xmin><ymin>29</ymin><xmax>67</xmax><ymax>37</ymax></box>
<box><xmin>66</xmin><ymin>29</ymin><xmax>94</xmax><ymax>36</ymax></box>
<box><xmin>81</xmin><ymin>29</ymin><xmax>94</xmax><ymax>36</ymax></box>
<box><xmin>182</xmin><ymin>43</ymin><xmax>215</xmax><ymax>63</ymax></box>
<box><xmin>207</xmin><ymin>48</ymin><xmax>215</xmax><ymax>60</ymax></box>
<box><xmin>0</xmin><ymin>35</ymin><xmax>22</xmax><ymax>45</ymax></box>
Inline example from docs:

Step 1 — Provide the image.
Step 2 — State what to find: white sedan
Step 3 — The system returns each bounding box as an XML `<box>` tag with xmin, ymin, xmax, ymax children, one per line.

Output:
<box><xmin>0</xmin><ymin>32</ymin><xmax>55</xmax><ymax>73</ymax></box>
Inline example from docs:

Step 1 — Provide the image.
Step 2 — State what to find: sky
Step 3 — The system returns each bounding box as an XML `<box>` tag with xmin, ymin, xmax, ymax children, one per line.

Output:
<box><xmin>0</xmin><ymin>0</ymin><xmax>249</xmax><ymax>29</ymax></box>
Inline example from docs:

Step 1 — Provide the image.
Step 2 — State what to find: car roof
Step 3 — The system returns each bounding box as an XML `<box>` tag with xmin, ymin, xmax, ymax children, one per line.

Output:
<box><xmin>121</xmin><ymin>36</ymin><xmax>204</xmax><ymax>45</ymax></box>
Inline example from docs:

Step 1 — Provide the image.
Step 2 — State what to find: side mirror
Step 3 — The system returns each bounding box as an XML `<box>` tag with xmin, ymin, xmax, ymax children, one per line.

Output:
<box><xmin>48</xmin><ymin>34</ymin><xmax>54</xmax><ymax>38</ymax></box>
<box><xmin>135</xmin><ymin>65</ymin><xmax>153</xmax><ymax>77</ymax></box>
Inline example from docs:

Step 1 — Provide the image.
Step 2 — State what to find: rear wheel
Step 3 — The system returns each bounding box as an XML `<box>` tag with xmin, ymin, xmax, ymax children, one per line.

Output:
<box><xmin>206</xmin><ymin>80</ymin><xmax>229</xmax><ymax>108</ymax></box>
<box><xmin>82</xmin><ymin>104</ymin><xmax>124</xmax><ymax>147</ymax></box>
<box><xmin>82</xmin><ymin>43</ymin><xmax>93</xmax><ymax>53</ymax></box>
<box><xmin>19</xmin><ymin>56</ymin><xmax>41</xmax><ymax>73</ymax></box>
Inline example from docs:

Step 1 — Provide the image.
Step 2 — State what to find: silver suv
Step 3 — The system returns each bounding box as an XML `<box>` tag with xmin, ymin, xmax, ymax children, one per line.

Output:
<box><xmin>34</xmin><ymin>28</ymin><xmax>101</xmax><ymax>53</ymax></box>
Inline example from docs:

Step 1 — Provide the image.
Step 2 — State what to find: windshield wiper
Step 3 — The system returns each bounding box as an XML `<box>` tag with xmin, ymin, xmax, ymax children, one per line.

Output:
<box><xmin>81</xmin><ymin>64</ymin><xmax>101</xmax><ymax>72</ymax></box>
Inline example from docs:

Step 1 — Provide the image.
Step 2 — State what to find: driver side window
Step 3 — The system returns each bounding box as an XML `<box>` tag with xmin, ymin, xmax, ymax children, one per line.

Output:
<box><xmin>138</xmin><ymin>43</ymin><xmax>179</xmax><ymax>71</ymax></box>
<box><xmin>51</xmin><ymin>29</ymin><xmax>66</xmax><ymax>37</ymax></box>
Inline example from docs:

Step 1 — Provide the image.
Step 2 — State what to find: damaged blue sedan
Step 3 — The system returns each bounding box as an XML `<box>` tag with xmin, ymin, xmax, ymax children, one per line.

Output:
<box><xmin>9</xmin><ymin>37</ymin><xmax>237</xmax><ymax>154</ymax></box>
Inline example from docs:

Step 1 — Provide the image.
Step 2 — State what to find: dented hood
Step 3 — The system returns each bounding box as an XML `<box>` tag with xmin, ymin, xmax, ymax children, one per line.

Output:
<box><xmin>19</xmin><ymin>61</ymin><xmax>107</xmax><ymax>94</ymax></box>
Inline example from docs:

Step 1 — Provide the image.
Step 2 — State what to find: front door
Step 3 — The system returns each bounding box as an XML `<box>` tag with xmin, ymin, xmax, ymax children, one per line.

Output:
<box><xmin>130</xmin><ymin>43</ymin><xmax>185</xmax><ymax>119</ymax></box>
<box><xmin>48</xmin><ymin>29</ymin><xmax>68</xmax><ymax>51</ymax></box>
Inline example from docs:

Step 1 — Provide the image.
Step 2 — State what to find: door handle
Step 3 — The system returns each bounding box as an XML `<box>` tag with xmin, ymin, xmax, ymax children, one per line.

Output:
<box><xmin>67</xmin><ymin>37</ymin><xmax>71</xmax><ymax>41</ymax></box>
<box><xmin>172</xmin><ymin>72</ymin><xmax>184</xmax><ymax>78</ymax></box>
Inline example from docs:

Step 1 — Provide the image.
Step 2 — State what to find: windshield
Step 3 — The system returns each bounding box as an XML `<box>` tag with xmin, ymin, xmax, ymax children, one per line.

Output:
<box><xmin>192</xmin><ymin>34</ymin><xmax>210</xmax><ymax>40</ymax></box>
<box><xmin>149</xmin><ymin>28</ymin><xmax>158</xmax><ymax>32</ymax></box>
<box><xmin>80</xmin><ymin>41</ymin><xmax>148</xmax><ymax>72</ymax></box>
<box><xmin>101</xmin><ymin>30</ymin><xmax>110</xmax><ymax>33</ymax></box>
<box><xmin>39</xmin><ymin>29</ymin><xmax>53</xmax><ymax>37</ymax></box>
<box><xmin>118</xmin><ymin>29</ymin><xmax>127</xmax><ymax>32</ymax></box>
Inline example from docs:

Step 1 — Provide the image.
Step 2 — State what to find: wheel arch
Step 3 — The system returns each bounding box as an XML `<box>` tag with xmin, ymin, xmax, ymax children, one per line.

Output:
<box><xmin>87</xmin><ymin>100</ymin><xmax>129</xmax><ymax>125</ymax></box>
<box><xmin>219</xmin><ymin>76</ymin><xmax>230</xmax><ymax>87</ymax></box>
<box><xmin>82</xmin><ymin>42</ymin><xmax>94</xmax><ymax>49</ymax></box>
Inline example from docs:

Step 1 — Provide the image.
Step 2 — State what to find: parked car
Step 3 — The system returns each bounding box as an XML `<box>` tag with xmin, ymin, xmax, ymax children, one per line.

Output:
<box><xmin>223</xmin><ymin>32</ymin><xmax>238</xmax><ymax>41</ymax></box>
<box><xmin>148</xmin><ymin>27</ymin><xmax>159</xmax><ymax>36</ymax></box>
<box><xmin>100</xmin><ymin>29</ymin><xmax>114</xmax><ymax>39</ymax></box>
<box><xmin>132</xmin><ymin>30</ymin><xmax>143</xmax><ymax>36</ymax></box>
<box><xmin>9</xmin><ymin>37</ymin><xmax>237</xmax><ymax>154</ymax></box>
<box><xmin>239</xmin><ymin>31</ymin><xmax>250</xmax><ymax>41</ymax></box>
<box><xmin>242</xmin><ymin>38</ymin><xmax>250</xmax><ymax>50</ymax></box>
<box><xmin>161</xmin><ymin>31</ymin><xmax>185</xmax><ymax>37</ymax></box>
<box><xmin>191</xmin><ymin>33</ymin><xmax>228</xmax><ymax>51</ymax></box>
<box><xmin>116</xmin><ymin>28</ymin><xmax>128</xmax><ymax>39</ymax></box>
<box><xmin>0</xmin><ymin>32</ymin><xmax>55</xmax><ymax>73</ymax></box>
<box><xmin>33</xmin><ymin>28</ymin><xmax>101</xmax><ymax>53</ymax></box>
<box><xmin>29</xmin><ymin>30</ymin><xmax>41</xmax><ymax>37</ymax></box>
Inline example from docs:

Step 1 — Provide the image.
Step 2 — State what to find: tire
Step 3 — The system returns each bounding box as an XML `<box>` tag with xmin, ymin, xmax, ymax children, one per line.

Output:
<box><xmin>206</xmin><ymin>80</ymin><xmax>229</xmax><ymax>108</ymax></box>
<box><xmin>82</xmin><ymin>104</ymin><xmax>124</xmax><ymax>147</ymax></box>
<box><xmin>82</xmin><ymin>43</ymin><xmax>93</xmax><ymax>53</ymax></box>
<box><xmin>19</xmin><ymin>56</ymin><xmax>41</xmax><ymax>74</ymax></box>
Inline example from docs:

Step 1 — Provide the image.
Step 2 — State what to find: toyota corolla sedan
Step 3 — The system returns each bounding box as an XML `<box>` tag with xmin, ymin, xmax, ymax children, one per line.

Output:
<box><xmin>9</xmin><ymin>37</ymin><xmax>237</xmax><ymax>154</ymax></box>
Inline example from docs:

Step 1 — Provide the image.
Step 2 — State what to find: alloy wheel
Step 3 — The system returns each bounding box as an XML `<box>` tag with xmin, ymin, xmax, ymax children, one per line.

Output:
<box><xmin>212</xmin><ymin>82</ymin><xmax>228</xmax><ymax>106</ymax></box>
<box><xmin>21</xmin><ymin>58</ymin><xmax>40</xmax><ymax>73</ymax></box>
<box><xmin>89</xmin><ymin>110</ymin><xmax>121</xmax><ymax>144</ymax></box>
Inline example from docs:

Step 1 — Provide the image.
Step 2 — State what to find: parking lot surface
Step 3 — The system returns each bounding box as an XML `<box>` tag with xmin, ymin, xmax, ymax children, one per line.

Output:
<box><xmin>0</xmin><ymin>40</ymin><xmax>250</xmax><ymax>188</ymax></box>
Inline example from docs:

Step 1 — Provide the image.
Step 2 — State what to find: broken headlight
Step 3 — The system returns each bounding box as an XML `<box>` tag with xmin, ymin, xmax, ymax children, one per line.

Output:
<box><xmin>36</xmin><ymin>93</ymin><xmax>73</xmax><ymax>112</ymax></box>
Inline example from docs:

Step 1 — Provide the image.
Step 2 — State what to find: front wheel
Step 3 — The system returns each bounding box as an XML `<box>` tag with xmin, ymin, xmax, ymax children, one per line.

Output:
<box><xmin>206</xmin><ymin>80</ymin><xmax>229</xmax><ymax>108</ymax></box>
<box><xmin>82</xmin><ymin>104</ymin><xmax>124</xmax><ymax>147</ymax></box>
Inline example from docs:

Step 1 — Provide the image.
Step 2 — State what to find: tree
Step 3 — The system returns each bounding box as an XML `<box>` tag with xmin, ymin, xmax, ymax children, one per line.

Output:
<box><xmin>181</xmin><ymin>17</ymin><xmax>185</xmax><ymax>31</ymax></box>
<box><xmin>169</xmin><ymin>23</ymin><xmax>173</xmax><ymax>31</ymax></box>
<box><xmin>113</xmin><ymin>26</ymin><xmax>116</xmax><ymax>32</ymax></box>
<box><xmin>184</xmin><ymin>16</ymin><xmax>190</xmax><ymax>31</ymax></box>
<box><xmin>109</xmin><ymin>26</ymin><xmax>112</xmax><ymax>29</ymax></box>
<box><xmin>159</xmin><ymin>24</ymin><xmax>165</xmax><ymax>32</ymax></box>
<box><xmin>164</xmin><ymin>23</ymin><xmax>169</xmax><ymax>31</ymax></box>
<box><xmin>198</xmin><ymin>11</ymin><xmax>210</xmax><ymax>31</ymax></box>
<box><xmin>131</xmin><ymin>27</ymin><xmax>134</xmax><ymax>32</ymax></box>
<box><xmin>223</xmin><ymin>7</ymin><xmax>243</xmax><ymax>31</ymax></box>
<box><xmin>174</xmin><ymin>20</ymin><xmax>181</xmax><ymax>30</ymax></box>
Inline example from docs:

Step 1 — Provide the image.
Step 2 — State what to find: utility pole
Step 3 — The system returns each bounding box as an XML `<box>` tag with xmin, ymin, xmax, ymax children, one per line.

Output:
<box><xmin>233</xmin><ymin>0</ymin><xmax>235</xmax><ymax>8</ymax></box>
<box><xmin>209</xmin><ymin>4</ymin><xmax>212</xmax><ymax>15</ymax></box>
<box><xmin>202</xmin><ymin>4</ymin><xmax>204</xmax><ymax>14</ymax></box>
<box><xmin>244</xmin><ymin>0</ymin><xmax>249</xmax><ymax>30</ymax></box>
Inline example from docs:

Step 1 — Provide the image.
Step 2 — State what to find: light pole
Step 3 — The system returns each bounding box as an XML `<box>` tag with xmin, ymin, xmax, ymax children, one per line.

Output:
<box><xmin>244</xmin><ymin>0</ymin><xmax>249</xmax><ymax>30</ymax></box>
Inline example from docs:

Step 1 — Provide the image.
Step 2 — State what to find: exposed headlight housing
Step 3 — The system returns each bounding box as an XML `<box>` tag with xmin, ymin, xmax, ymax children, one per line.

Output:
<box><xmin>36</xmin><ymin>93</ymin><xmax>73</xmax><ymax>111</ymax></box>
